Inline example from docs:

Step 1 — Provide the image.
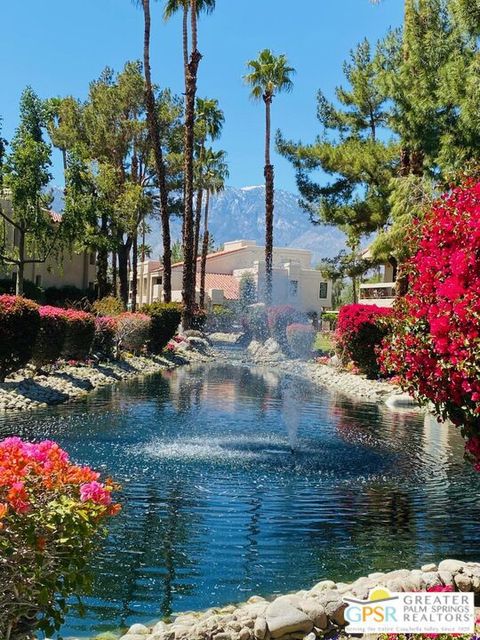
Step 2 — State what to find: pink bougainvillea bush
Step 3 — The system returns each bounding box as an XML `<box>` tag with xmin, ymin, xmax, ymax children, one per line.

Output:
<box><xmin>337</xmin><ymin>304</ymin><xmax>393</xmax><ymax>379</ymax></box>
<box><xmin>0</xmin><ymin>295</ymin><xmax>40</xmax><ymax>381</ymax></box>
<box><xmin>0</xmin><ymin>437</ymin><xmax>120</xmax><ymax>639</ymax></box>
<box><xmin>379</xmin><ymin>180</ymin><xmax>480</xmax><ymax>470</ymax></box>
<box><xmin>61</xmin><ymin>309</ymin><xmax>96</xmax><ymax>361</ymax></box>
<box><xmin>31</xmin><ymin>306</ymin><xmax>68</xmax><ymax>369</ymax></box>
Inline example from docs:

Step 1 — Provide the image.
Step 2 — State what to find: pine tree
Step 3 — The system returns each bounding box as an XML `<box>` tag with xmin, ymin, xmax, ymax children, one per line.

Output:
<box><xmin>277</xmin><ymin>39</ymin><xmax>395</xmax><ymax>291</ymax></box>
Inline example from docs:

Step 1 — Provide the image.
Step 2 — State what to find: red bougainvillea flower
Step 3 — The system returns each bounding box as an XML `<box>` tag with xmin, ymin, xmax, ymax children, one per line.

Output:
<box><xmin>380</xmin><ymin>179</ymin><xmax>480</xmax><ymax>470</ymax></box>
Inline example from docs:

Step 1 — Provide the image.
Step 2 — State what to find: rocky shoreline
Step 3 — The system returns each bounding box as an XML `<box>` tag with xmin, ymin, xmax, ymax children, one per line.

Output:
<box><xmin>239</xmin><ymin>338</ymin><xmax>420</xmax><ymax>408</ymax></box>
<box><xmin>116</xmin><ymin>559</ymin><xmax>480</xmax><ymax>640</ymax></box>
<box><xmin>0</xmin><ymin>344</ymin><xmax>213</xmax><ymax>414</ymax></box>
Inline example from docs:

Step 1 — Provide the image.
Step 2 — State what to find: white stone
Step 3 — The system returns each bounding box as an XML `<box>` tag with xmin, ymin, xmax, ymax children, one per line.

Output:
<box><xmin>238</xmin><ymin>628</ymin><xmax>251</xmax><ymax>640</ymax></box>
<box><xmin>421</xmin><ymin>563</ymin><xmax>437</xmax><ymax>573</ymax></box>
<box><xmin>438</xmin><ymin>559</ymin><xmax>467</xmax><ymax>574</ymax></box>
<box><xmin>265</xmin><ymin>600</ymin><xmax>313</xmax><ymax>639</ymax></box>
<box><xmin>127</xmin><ymin>625</ymin><xmax>150</xmax><ymax>636</ymax></box>
<box><xmin>455</xmin><ymin>573</ymin><xmax>473</xmax><ymax>592</ymax></box>
<box><xmin>299</xmin><ymin>600</ymin><xmax>328</xmax><ymax>629</ymax></box>
<box><xmin>311</xmin><ymin>580</ymin><xmax>336</xmax><ymax>592</ymax></box>
<box><xmin>253</xmin><ymin>617</ymin><xmax>267</xmax><ymax>640</ymax></box>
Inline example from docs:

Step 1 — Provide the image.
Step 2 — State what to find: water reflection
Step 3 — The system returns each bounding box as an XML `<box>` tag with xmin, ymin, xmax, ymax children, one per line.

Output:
<box><xmin>0</xmin><ymin>363</ymin><xmax>479</xmax><ymax>637</ymax></box>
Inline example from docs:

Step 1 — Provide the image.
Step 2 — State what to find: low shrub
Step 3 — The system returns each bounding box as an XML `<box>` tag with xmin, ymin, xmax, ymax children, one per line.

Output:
<box><xmin>92</xmin><ymin>316</ymin><xmax>117</xmax><ymax>359</ymax></box>
<box><xmin>268</xmin><ymin>305</ymin><xmax>303</xmax><ymax>347</ymax></box>
<box><xmin>206</xmin><ymin>305</ymin><xmax>236</xmax><ymax>332</ymax></box>
<box><xmin>241</xmin><ymin>304</ymin><xmax>269</xmax><ymax>341</ymax></box>
<box><xmin>92</xmin><ymin>296</ymin><xmax>124</xmax><ymax>317</ymax></box>
<box><xmin>337</xmin><ymin>303</ymin><xmax>393</xmax><ymax>379</ymax></box>
<box><xmin>286</xmin><ymin>323</ymin><xmax>316</xmax><ymax>359</ymax></box>
<box><xmin>0</xmin><ymin>295</ymin><xmax>40</xmax><ymax>381</ymax></box>
<box><xmin>115</xmin><ymin>313</ymin><xmax>150</xmax><ymax>354</ymax></box>
<box><xmin>32</xmin><ymin>306</ymin><xmax>68</xmax><ymax>369</ymax></box>
<box><xmin>61</xmin><ymin>309</ymin><xmax>95</xmax><ymax>360</ymax></box>
<box><xmin>321</xmin><ymin>311</ymin><xmax>339</xmax><ymax>331</ymax></box>
<box><xmin>0</xmin><ymin>437</ymin><xmax>120</xmax><ymax>639</ymax></box>
<box><xmin>142</xmin><ymin>302</ymin><xmax>182</xmax><ymax>353</ymax></box>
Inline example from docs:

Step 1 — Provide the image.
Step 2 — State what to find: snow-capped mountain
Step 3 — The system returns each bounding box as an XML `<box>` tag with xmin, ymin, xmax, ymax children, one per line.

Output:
<box><xmin>156</xmin><ymin>185</ymin><xmax>346</xmax><ymax>263</ymax></box>
<box><xmin>51</xmin><ymin>185</ymin><xmax>346</xmax><ymax>263</ymax></box>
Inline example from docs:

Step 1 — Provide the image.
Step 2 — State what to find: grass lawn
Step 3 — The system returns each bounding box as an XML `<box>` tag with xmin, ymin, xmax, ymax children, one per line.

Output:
<box><xmin>314</xmin><ymin>332</ymin><xmax>335</xmax><ymax>354</ymax></box>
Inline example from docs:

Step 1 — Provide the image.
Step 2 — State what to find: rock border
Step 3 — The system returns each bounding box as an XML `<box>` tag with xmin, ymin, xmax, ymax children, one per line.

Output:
<box><xmin>117</xmin><ymin>559</ymin><xmax>480</xmax><ymax>640</ymax></box>
<box><xmin>0</xmin><ymin>342</ymin><xmax>214</xmax><ymax>414</ymax></box>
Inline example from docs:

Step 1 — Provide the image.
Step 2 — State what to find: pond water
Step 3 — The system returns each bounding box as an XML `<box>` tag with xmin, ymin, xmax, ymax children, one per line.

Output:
<box><xmin>1</xmin><ymin>362</ymin><xmax>480</xmax><ymax>638</ymax></box>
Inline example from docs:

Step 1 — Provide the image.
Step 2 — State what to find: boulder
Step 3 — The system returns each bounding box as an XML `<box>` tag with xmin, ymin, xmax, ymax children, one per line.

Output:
<box><xmin>438</xmin><ymin>559</ymin><xmax>467</xmax><ymax>574</ymax></box>
<box><xmin>253</xmin><ymin>617</ymin><xmax>267</xmax><ymax>640</ymax></box>
<box><xmin>455</xmin><ymin>573</ymin><xmax>473</xmax><ymax>592</ymax></box>
<box><xmin>265</xmin><ymin>600</ymin><xmax>314</xmax><ymax>639</ymax></box>
<box><xmin>299</xmin><ymin>600</ymin><xmax>328</xmax><ymax>629</ymax></box>
<box><xmin>311</xmin><ymin>580</ymin><xmax>336</xmax><ymax>593</ymax></box>
<box><xmin>126</xmin><ymin>625</ymin><xmax>150</xmax><ymax>636</ymax></box>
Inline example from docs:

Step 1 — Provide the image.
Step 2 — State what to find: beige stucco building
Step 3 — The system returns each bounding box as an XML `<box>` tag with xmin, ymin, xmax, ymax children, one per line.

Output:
<box><xmin>131</xmin><ymin>239</ymin><xmax>332</xmax><ymax>314</ymax></box>
<box><xmin>0</xmin><ymin>192</ymin><xmax>96</xmax><ymax>291</ymax></box>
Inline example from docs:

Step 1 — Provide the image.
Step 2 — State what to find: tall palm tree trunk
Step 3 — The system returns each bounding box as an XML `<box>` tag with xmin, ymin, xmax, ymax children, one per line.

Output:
<box><xmin>182</xmin><ymin>0</ymin><xmax>201</xmax><ymax>328</ymax></box>
<box><xmin>199</xmin><ymin>189</ymin><xmax>210</xmax><ymax>310</ymax></box>
<box><xmin>142</xmin><ymin>0</ymin><xmax>172</xmax><ymax>302</ymax></box>
<box><xmin>263</xmin><ymin>95</ymin><xmax>274</xmax><ymax>306</ymax></box>
<box><xmin>181</xmin><ymin>4</ymin><xmax>189</xmax><ymax>246</ymax></box>
<box><xmin>193</xmin><ymin>188</ymin><xmax>203</xmax><ymax>280</ymax></box>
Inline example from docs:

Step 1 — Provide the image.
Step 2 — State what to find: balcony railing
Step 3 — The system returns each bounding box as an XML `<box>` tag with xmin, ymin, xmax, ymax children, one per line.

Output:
<box><xmin>359</xmin><ymin>281</ymin><xmax>396</xmax><ymax>300</ymax></box>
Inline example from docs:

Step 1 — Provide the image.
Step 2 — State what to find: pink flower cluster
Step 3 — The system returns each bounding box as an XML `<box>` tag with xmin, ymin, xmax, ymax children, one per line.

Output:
<box><xmin>0</xmin><ymin>437</ymin><xmax>119</xmax><ymax>517</ymax></box>
<box><xmin>79</xmin><ymin>481</ymin><xmax>112</xmax><ymax>505</ymax></box>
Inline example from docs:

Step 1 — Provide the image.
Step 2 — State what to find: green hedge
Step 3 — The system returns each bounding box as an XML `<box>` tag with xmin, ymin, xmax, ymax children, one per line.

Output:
<box><xmin>142</xmin><ymin>302</ymin><xmax>182</xmax><ymax>353</ymax></box>
<box><xmin>0</xmin><ymin>295</ymin><xmax>40</xmax><ymax>380</ymax></box>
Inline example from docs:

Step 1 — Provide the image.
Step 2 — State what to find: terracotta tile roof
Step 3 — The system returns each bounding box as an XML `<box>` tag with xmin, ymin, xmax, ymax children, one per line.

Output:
<box><xmin>49</xmin><ymin>211</ymin><xmax>62</xmax><ymax>223</ymax></box>
<box><xmin>197</xmin><ymin>273</ymin><xmax>240</xmax><ymax>300</ymax></box>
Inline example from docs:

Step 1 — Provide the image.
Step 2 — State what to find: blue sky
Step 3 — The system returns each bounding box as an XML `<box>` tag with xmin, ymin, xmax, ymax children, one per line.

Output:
<box><xmin>0</xmin><ymin>0</ymin><xmax>403</xmax><ymax>193</ymax></box>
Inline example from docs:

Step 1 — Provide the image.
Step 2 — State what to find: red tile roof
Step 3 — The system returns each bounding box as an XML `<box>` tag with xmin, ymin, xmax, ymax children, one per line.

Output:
<box><xmin>197</xmin><ymin>273</ymin><xmax>240</xmax><ymax>300</ymax></box>
<box><xmin>49</xmin><ymin>211</ymin><xmax>62</xmax><ymax>223</ymax></box>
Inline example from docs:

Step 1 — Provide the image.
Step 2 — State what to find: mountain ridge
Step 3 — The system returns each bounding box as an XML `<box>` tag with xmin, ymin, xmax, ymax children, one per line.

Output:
<box><xmin>51</xmin><ymin>185</ymin><xmax>346</xmax><ymax>263</ymax></box>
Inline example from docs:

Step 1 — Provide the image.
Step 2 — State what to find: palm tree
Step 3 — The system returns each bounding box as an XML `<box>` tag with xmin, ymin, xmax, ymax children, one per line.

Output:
<box><xmin>199</xmin><ymin>148</ymin><xmax>229</xmax><ymax>309</ymax></box>
<box><xmin>193</xmin><ymin>97</ymin><xmax>224</xmax><ymax>276</ymax></box>
<box><xmin>244</xmin><ymin>50</ymin><xmax>295</xmax><ymax>305</ymax></box>
<box><xmin>164</xmin><ymin>0</ymin><xmax>215</xmax><ymax>328</ymax></box>
<box><xmin>134</xmin><ymin>0</ymin><xmax>173</xmax><ymax>302</ymax></box>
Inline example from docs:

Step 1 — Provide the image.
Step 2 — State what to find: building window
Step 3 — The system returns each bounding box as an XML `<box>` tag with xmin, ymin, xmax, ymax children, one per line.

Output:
<box><xmin>319</xmin><ymin>282</ymin><xmax>328</xmax><ymax>299</ymax></box>
<box><xmin>289</xmin><ymin>280</ymin><xmax>298</xmax><ymax>297</ymax></box>
<box><xmin>35</xmin><ymin>275</ymin><xmax>42</xmax><ymax>287</ymax></box>
<box><xmin>155</xmin><ymin>277</ymin><xmax>163</xmax><ymax>285</ymax></box>
<box><xmin>89</xmin><ymin>252</ymin><xmax>96</xmax><ymax>266</ymax></box>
